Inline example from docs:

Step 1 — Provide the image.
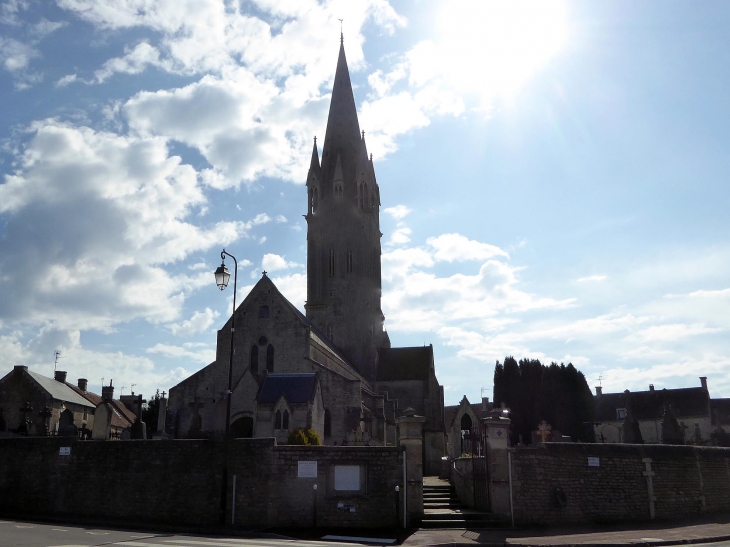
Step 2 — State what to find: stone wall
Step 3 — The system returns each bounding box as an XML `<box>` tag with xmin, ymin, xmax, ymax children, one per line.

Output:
<box><xmin>0</xmin><ymin>437</ymin><xmax>405</xmax><ymax>529</ymax></box>
<box><xmin>510</xmin><ymin>443</ymin><xmax>730</xmax><ymax>525</ymax></box>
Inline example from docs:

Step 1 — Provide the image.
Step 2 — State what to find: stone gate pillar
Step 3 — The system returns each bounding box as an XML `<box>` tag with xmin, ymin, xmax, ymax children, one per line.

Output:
<box><xmin>397</xmin><ymin>407</ymin><xmax>425</xmax><ymax>527</ymax></box>
<box><xmin>484</xmin><ymin>409</ymin><xmax>511</xmax><ymax>517</ymax></box>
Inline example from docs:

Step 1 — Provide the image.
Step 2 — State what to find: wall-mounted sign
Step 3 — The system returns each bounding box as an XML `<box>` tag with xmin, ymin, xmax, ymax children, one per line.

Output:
<box><xmin>408</xmin><ymin>428</ymin><xmax>420</xmax><ymax>436</ymax></box>
<box><xmin>298</xmin><ymin>460</ymin><xmax>317</xmax><ymax>478</ymax></box>
<box><xmin>588</xmin><ymin>457</ymin><xmax>600</xmax><ymax>467</ymax></box>
<box><xmin>334</xmin><ymin>465</ymin><xmax>360</xmax><ymax>490</ymax></box>
<box><xmin>59</xmin><ymin>447</ymin><xmax>71</xmax><ymax>456</ymax></box>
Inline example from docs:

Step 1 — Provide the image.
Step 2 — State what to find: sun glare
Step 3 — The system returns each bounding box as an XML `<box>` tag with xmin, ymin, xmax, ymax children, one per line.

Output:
<box><xmin>433</xmin><ymin>0</ymin><xmax>567</xmax><ymax>102</ymax></box>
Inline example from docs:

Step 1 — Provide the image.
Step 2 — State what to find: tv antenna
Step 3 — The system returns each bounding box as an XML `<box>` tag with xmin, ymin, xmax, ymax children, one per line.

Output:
<box><xmin>598</xmin><ymin>373</ymin><xmax>604</xmax><ymax>387</ymax></box>
<box><xmin>53</xmin><ymin>350</ymin><xmax>65</xmax><ymax>372</ymax></box>
<box><xmin>132</xmin><ymin>383</ymin><xmax>137</xmax><ymax>395</ymax></box>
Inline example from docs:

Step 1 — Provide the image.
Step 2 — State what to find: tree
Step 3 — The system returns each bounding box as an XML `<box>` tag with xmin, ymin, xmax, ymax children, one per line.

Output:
<box><xmin>493</xmin><ymin>358</ymin><xmax>595</xmax><ymax>444</ymax></box>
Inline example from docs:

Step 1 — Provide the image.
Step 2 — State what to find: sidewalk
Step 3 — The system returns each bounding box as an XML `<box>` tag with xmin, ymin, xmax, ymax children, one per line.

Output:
<box><xmin>402</xmin><ymin>514</ymin><xmax>730</xmax><ymax>547</ymax></box>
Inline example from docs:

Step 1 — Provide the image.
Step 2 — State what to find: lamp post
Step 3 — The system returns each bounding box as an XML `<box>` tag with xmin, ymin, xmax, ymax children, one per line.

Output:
<box><xmin>214</xmin><ymin>248</ymin><xmax>237</xmax><ymax>438</ymax></box>
<box><xmin>214</xmin><ymin>248</ymin><xmax>237</xmax><ymax>526</ymax></box>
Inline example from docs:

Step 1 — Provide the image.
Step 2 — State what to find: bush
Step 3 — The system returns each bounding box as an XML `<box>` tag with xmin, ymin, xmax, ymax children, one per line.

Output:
<box><xmin>287</xmin><ymin>427</ymin><xmax>322</xmax><ymax>445</ymax></box>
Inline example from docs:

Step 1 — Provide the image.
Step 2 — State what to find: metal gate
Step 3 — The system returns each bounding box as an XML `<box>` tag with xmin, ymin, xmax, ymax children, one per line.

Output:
<box><xmin>470</xmin><ymin>424</ymin><xmax>490</xmax><ymax>511</ymax></box>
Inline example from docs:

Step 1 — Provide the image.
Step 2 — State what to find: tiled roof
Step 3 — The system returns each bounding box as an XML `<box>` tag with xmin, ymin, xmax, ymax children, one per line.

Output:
<box><xmin>257</xmin><ymin>373</ymin><xmax>318</xmax><ymax>404</ymax></box>
<box><xmin>26</xmin><ymin>371</ymin><xmax>96</xmax><ymax>408</ymax></box>
<box><xmin>376</xmin><ymin>346</ymin><xmax>433</xmax><ymax>381</ymax></box>
<box><xmin>594</xmin><ymin>387</ymin><xmax>710</xmax><ymax>422</ymax></box>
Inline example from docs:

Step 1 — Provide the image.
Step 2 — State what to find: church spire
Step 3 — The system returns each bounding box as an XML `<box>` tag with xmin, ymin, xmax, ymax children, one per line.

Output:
<box><xmin>309</xmin><ymin>136</ymin><xmax>321</xmax><ymax>179</ymax></box>
<box><xmin>320</xmin><ymin>39</ymin><xmax>361</xmax><ymax>191</ymax></box>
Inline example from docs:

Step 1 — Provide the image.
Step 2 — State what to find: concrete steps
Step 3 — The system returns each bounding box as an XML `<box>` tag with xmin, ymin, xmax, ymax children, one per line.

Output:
<box><xmin>421</xmin><ymin>479</ymin><xmax>507</xmax><ymax>529</ymax></box>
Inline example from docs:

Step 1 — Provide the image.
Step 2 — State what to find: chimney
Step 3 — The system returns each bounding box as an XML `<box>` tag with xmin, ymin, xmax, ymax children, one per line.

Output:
<box><xmin>595</xmin><ymin>386</ymin><xmax>602</xmax><ymax>396</ymax></box>
<box><xmin>700</xmin><ymin>377</ymin><xmax>708</xmax><ymax>390</ymax></box>
<box><xmin>102</xmin><ymin>379</ymin><xmax>114</xmax><ymax>401</ymax></box>
<box><xmin>78</xmin><ymin>378</ymin><xmax>88</xmax><ymax>391</ymax></box>
<box><xmin>54</xmin><ymin>370</ymin><xmax>67</xmax><ymax>383</ymax></box>
<box><xmin>13</xmin><ymin>365</ymin><xmax>28</xmax><ymax>373</ymax></box>
<box><xmin>482</xmin><ymin>397</ymin><xmax>490</xmax><ymax>411</ymax></box>
<box><xmin>649</xmin><ymin>384</ymin><xmax>654</xmax><ymax>392</ymax></box>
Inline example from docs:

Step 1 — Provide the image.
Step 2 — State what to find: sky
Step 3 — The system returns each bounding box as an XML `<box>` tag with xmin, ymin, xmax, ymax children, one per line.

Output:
<box><xmin>1</xmin><ymin>0</ymin><xmax>728</xmax><ymax>406</ymax></box>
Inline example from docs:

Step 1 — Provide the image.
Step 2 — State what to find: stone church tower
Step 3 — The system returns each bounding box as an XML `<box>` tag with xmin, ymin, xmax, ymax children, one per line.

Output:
<box><xmin>304</xmin><ymin>37</ymin><xmax>390</xmax><ymax>381</ymax></box>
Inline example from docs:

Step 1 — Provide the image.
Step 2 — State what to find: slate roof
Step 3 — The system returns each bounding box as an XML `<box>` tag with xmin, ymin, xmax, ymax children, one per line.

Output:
<box><xmin>594</xmin><ymin>387</ymin><xmax>710</xmax><ymax>421</ymax></box>
<box><xmin>375</xmin><ymin>346</ymin><xmax>433</xmax><ymax>381</ymax></box>
<box><xmin>65</xmin><ymin>383</ymin><xmax>136</xmax><ymax>429</ymax></box>
<box><xmin>27</xmin><ymin>371</ymin><xmax>96</xmax><ymax>408</ymax></box>
<box><xmin>257</xmin><ymin>374</ymin><xmax>318</xmax><ymax>405</ymax></box>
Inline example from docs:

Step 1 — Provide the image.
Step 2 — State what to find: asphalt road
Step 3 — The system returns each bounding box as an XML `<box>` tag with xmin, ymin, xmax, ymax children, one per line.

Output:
<box><xmin>0</xmin><ymin>519</ymin><xmax>380</xmax><ymax>547</ymax></box>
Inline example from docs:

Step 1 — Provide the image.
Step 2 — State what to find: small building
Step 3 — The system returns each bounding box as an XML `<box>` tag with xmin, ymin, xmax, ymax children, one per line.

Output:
<box><xmin>0</xmin><ymin>366</ymin><xmax>96</xmax><ymax>436</ymax></box>
<box><xmin>594</xmin><ymin>376</ymin><xmax>714</xmax><ymax>444</ymax></box>
<box><xmin>0</xmin><ymin>366</ymin><xmax>136</xmax><ymax>438</ymax></box>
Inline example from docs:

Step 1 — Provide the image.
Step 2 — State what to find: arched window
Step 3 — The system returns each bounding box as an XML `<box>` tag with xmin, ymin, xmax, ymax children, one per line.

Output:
<box><xmin>308</xmin><ymin>188</ymin><xmax>313</xmax><ymax>214</ymax></box>
<box><xmin>259</xmin><ymin>305</ymin><xmax>269</xmax><ymax>318</ymax></box>
<box><xmin>275</xmin><ymin>410</ymin><xmax>282</xmax><ymax>429</ymax></box>
<box><xmin>283</xmin><ymin>410</ymin><xmax>289</xmax><ymax>429</ymax></box>
<box><xmin>250</xmin><ymin>345</ymin><xmax>258</xmax><ymax>373</ymax></box>
<box><xmin>358</xmin><ymin>183</ymin><xmax>363</xmax><ymax>208</ymax></box>
<box><xmin>346</xmin><ymin>251</ymin><xmax>353</xmax><ymax>273</ymax></box>
<box><xmin>267</xmin><ymin>344</ymin><xmax>274</xmax><ymax>372</ymax></box>
<box><xmin>324</xmin><ymin>409</ymin><xmax>331</xmax><ymax>437</ymax></box>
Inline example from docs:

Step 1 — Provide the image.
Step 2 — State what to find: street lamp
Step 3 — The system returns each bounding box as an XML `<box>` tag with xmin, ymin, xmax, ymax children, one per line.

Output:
<box><xmin>215</xmin><ymin>248</ymin><xmax>237</xmax><ymax>526</ymax></box>
<box><xmin>214</xmin><ymin>248</ymin><xmax>237</xmax><ymax>438</ymax></box>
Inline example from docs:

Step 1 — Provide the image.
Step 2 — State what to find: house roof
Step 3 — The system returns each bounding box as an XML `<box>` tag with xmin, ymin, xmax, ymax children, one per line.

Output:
<box><xmin>594</xmin><ymin>387</ymin><xmax>709</xmax><ymax>422</ymax></box>
<box><xmin>375</xmin><ymin>346</ymin><xmax>433</xmax><ymax>381</ymax></box>
<box><xmin>257</xmin><ymin>373</ymin><xmax>318</xmax><ymax>405</ymax></box>
<box><xmin>65</xmin><ymin>383</ymin><xmax>135</xmax><ymax>429</ymax></box>
<box><xmin>26</xmin><ymin>371</ymin><xmax>96</xmax><ymax>408</ymax></box>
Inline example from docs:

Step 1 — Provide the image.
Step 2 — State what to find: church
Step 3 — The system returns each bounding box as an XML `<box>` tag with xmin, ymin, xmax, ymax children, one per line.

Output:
<box><xmin>168</xmin><ymin>37</ymin><xmax>446</xmax><ymax>475</ymax></box>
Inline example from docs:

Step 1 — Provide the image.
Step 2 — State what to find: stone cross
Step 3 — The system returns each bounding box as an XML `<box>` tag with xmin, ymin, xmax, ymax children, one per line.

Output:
<box><xmin>18</xmin><ymin>401</ymin><xmax>33</xmax><ymax>435</ymax></box>
<box><xmin>38</xmin><ymin>406</ymin><xmax>52</xmax><ymax>436</ymax></box>
<box><xmin>537</xmin><ymin>420</ymin><xmax>552</xmax><ymax>443</ymax></box>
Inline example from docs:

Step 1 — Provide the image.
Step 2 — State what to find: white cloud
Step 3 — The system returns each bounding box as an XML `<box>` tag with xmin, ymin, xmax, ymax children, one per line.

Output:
<box><xmin>92</xmin><ymin>41</ymin><xmax>168</xmax><ymax>83</ymax></box>
<box><xmin>169</xmin><ymin>308</ymin><xmax>220</xmax><ymax>336</ymax></box>
<box><xmin>427</xmin><ymin>233</ymin><xmax>508</xmax><ymax>262</ymax></box>
<box><xmin>0</xmin><ymin>120</ymin><xmax>261</xmax><ymax>331</ymax></box>
<box><xmin>147</xmin><ymin>342</ymin><xmax>216</xmax><ymax>365</ymax></box>
<box><xmin>633</xmin><ymin>323</ymin><xmax>723</xmax><ymax>342</ymax></box>
<box><xmin>275</xmin><ymin>214</ymin><xmax>287</xmax><ymax>223</ymax></box>
<box><xmin>262</xmin><ymin>253</ymin><xmax>301</xmax><ymax>272</ymax></box>
<box><xmin>55</xmin><ymin>73</ymin><xmax>77</xmax><ymax>87</ymax></box>
<box><xmin>0</xmin><ymin>37</ymin><xmax>38</xmax><ymax>71</ymax></box>
<box><xmin>577</xmin><ymin>275</ymin><xmax>607</xmax><ymax>283</ymax></box>
<box><xmin>383</xmin><ymin>204</ymin><xmax>411</xmax><ymax>220</ymax></box>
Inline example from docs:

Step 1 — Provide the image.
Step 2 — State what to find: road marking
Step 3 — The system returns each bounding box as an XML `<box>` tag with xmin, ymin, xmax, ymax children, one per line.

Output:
<box><xmin>15</xmin><ymin>525</ymin><xmax>36</xmax><ymax>528</ymax></box>
<box><xmin>118</xmin><ymin>540</ymin><xmax>365</xmax><ymax>547</ymax></box>
<box><xmin>86</xmin><ymin>531</ymin><xmax>111</xmax><ymax>535</ymax></box>
<box><xmin>52</xmin><ymin>528</ymin><xmax>69</xmax><ymax>532</ymax></box>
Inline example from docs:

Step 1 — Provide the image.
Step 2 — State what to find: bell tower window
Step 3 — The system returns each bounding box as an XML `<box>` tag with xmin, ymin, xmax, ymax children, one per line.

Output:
<box><xmin>346</xmin><ymin>251</ymin><xmax>353</xmax><ymax>273</ymax></box>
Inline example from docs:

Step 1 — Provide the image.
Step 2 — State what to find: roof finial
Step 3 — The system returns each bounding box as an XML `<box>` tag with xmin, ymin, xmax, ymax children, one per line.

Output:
<box><xmin>361</xmin><ymin>130</ymin><xmax>365</xmax><ymax>140</ymax></box>
<box><xmin>314</xmin><ymin>136</ymin><xmax>317</xmax><ymax>145</ymax></box>
<box><xmin>370</xmin><ymin>153</ymin><xmax>373</xmax><ymax>161</ymax></box>
<box><xmin>339</xmin><ymin>19</ymin><xmax>343</xmax><ymax>43</ymax></box>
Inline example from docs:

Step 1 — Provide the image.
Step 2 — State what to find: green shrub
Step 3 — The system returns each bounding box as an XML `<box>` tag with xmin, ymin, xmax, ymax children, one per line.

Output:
<box><xmin>304</xmin><ymin>428</ymin><xmax>321</xmax><ymax>446</ymax></box>
<box><xmin>287</xmin><ymin>428</ymin><xmax>309</xmax><ymax>445</ymax></box>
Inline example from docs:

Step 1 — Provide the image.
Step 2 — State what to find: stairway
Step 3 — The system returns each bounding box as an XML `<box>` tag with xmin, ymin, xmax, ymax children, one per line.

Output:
<box><xmin>421</xmin><ymin>477</ymin><xmax>507</xmax><ymax>529</ymax></box>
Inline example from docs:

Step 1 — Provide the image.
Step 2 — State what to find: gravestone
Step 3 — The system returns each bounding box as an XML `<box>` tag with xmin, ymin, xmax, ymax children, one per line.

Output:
<box><xmin>58</xmin><ymin>408</ymin><xmax>78</xmax><ymax>437</ymax></box>
<box><xmin>153</xmin><ymin>396</ymin><xmax>171</xmax><ymax>439</ymax></box>
<box><xmin>92</xmin><ymin>402</ymin><xmax>112</xmax><ymax>440</ymax></box>
<box><xmin>621</xmin><ymin>390</ymin><xmax>643</xmax><ymax>444</ymax></box>
<box><xmin>661</xmin><ymin>404</ymin><xmax>684</xmax><ymax>444</ymax></box>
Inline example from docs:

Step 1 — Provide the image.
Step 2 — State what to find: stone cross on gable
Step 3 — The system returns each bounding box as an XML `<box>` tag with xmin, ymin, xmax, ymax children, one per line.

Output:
<box><xmin>537</xmin><ymin>420</ymin><xmax>552</xmax><ymax>443</ymax></box>
<box><xmin>161</xmin><ymin>391</ymin><xmax>166</xmax><ymax>399</ymax></box>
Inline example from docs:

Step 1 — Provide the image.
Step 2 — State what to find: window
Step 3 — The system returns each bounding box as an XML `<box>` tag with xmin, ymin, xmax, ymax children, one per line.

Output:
<box><xmin>617</xmin><ymin>408</ymin><xmax>627</xmax><ymax>420</ymax></box>
<box><xmin>259</xmin><ymin>305</ymin><xmax>269</xmax><ymax>318</ymax></box>
<box><xmin>250</xmin><ymin>345</ymin><xmax>258</xmax><ymax>373</ymax></box>
<box><xmin>312</xmin><ymin>187</ymin><xmax>319</xmax><ymax>211</ymax></box>
<box><xmin>324</xmin><ymin>409</ymin><xmax>331</xmax><ymax>437</ymax></box>
<box><xmin>83</xmin><ymin>408</ymin><xmax>88</xmax><ymax>420</ymax></box>
<box><xmin>329</xmin><ymin>249</ymin><xmax>335</xmax><ymax>277</ymax></box>
<box><xmin>267</xmin><ymin>344</ymin><xmax>274</xmax><ymax>372</ymax></box>
<box><xmin>283</xmin><ymin>410</ymin><xmax>289</xmax><ymax>429</ymax></box>
<box><xmin>275</xmin><ymin>410</ymin><xmax>282</xmax><ymax>429</ymax></box>
<box><xmin>346</xmin><ymin>251</ymin><xmax>353</xmax><ymax>273</ymax></box>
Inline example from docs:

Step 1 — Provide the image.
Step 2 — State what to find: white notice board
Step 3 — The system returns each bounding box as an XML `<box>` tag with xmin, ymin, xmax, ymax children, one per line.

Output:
<box><xmin>298</xmin><ymin>460</ymin><xmax>317</xmax><ymax>478</ymax></box>
<box><xmin>334</xmin><ymin>465</ymin><xmax>360</xmax><ymax>490</ymax></box>
<box><xmin>59</xmin><ymin>447</ymin><xmax>71</xmax><ymax>456</ymax></box>
<box><xmin>588</xmin><ymin>457</ymin><xmax>600</xmax><ymax>467</ymax></box>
